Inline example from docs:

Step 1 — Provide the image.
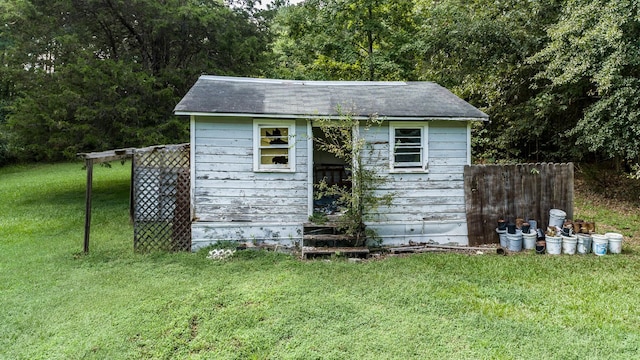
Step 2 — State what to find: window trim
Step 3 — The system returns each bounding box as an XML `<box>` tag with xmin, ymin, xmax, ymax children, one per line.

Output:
<box><xmin>389</xmin><ymin>122</ymin><xmax>429</xmax><ymax>173</ymax></box>
<box><xmin>253</xmin><ymin>120</ymin><xmax>296</xmax><ymax>172</ymax></box>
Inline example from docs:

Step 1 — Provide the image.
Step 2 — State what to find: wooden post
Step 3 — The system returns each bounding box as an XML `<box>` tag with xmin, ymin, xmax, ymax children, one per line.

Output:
<box><xmin>129</xmin><ymin>155</ymin><xmax>135</xmax><ymax>222</ymax></box>
<box><xmin>83</xmin><ymin>159</ymin><xmax>93</xmax><ymax>253</ymax></box>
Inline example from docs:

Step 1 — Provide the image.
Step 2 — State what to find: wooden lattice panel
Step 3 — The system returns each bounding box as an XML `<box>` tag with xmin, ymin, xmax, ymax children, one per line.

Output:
<box><xmin>133</xmin><ymin>144</ymin><xmax>191</xmax><ymax>252</ymax></box>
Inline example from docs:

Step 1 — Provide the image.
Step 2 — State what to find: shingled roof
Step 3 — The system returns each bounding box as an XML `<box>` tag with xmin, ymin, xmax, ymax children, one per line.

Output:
<box><xmin>174</xmin><ymin>76</ymin><xmax>489</xmax><ymax>121</ymax></box>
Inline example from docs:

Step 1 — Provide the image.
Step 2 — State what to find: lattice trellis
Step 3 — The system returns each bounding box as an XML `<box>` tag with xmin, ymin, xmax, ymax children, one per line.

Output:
<box><xmin>133</xmin><ymin>144</ymin><xmax>191</xmax><ymax>252</ymax></box>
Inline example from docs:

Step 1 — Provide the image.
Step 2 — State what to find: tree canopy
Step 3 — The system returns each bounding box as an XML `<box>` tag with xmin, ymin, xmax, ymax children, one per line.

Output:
<box><xmin>269</xmin><ymin>0</ymin><xmax>417</xmax><ymax>80</ymax></box>
<box><xmin>531</xmin><ymin>0</ymin><xmax>640</xmax><ymax>163</ymax></box>
<box><xmin>0</xmin><ymin>0</ymin><xmax>273</xmax><ymax>162</ymax></box>
<box><xmin>1</xmin><ymin>0</ymin><xmax>639</xmax><ymax>167</ymax></box>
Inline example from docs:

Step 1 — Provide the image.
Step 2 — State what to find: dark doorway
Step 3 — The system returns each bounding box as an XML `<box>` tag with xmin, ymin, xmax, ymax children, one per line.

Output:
<box><xmin>312</xmin><ymin>127</ymin><xmax>351</xmax><ymax>214</ymax></box>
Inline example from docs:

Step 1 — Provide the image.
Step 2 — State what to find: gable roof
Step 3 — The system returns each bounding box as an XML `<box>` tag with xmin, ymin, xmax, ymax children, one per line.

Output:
<box><xmin>174</xmin><ymin>75</ymin><xmax>489</xmax><ymax>121</ymax></box>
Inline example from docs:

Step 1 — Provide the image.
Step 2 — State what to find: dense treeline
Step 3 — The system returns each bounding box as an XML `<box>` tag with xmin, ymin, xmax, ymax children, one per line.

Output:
<box><xmin>0</xmin><ymin>0</ymin><xmax>274</xmax><ymax>162</ymax></box>
<box><xmin>1</xmin><ymin>0</ymin><xmax>639</xmax><ymax>167</ymax></box>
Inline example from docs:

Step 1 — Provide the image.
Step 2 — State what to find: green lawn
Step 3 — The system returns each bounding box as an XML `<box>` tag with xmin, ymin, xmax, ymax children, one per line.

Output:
<box><xmin>2</xmin><ymin>162</ymin><xmax>640</xmax><ymax>359</ymax></box>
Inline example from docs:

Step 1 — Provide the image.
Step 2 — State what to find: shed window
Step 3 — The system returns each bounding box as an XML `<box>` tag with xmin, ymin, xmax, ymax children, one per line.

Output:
<box><xmin>253</xmin><ymin>120</ymin><xmax>295</xmax><ymax>172</ymax></box>
<box><xmin>390</xmin><ymin>123</ymin><xmax>428</xmax><ymax>172</ymax></box>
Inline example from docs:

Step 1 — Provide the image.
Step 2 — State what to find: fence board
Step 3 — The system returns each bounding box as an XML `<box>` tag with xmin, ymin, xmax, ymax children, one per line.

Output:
<box><xmin>464</xmin><ymin>163</ymin><xmax>574</xmax><ymax>246</ymax></box>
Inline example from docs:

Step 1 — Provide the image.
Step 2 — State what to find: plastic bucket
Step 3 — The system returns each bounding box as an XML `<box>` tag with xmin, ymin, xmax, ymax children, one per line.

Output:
<box><xmin>562</xmin><ymin>235</ymin><xmax>578</xmax><ymax>255</ymax></box>
<box><xmin>523</xmin><ymin>231</ymin><xmax>537</xmax><ymax>250</ymax></box>
<box><xmin>576</xmin><ymin>234</ymin><xmax>592</xmax><ymax>254</ymax></box>
<box><xmin>592</xmin><ymin>234</ymin><xmax>608</xmax><ymax>256</ymax></box>
<box><xmin>536</xmin><ymin>240</ymin><xmax>546</xmax><ymax>254</ymax></box>
<box><xmin>497</xmin><ymin>220</ymin><xmax>507</xmax><ymax>231</ymax></box>
<box><xmin>528</xmin><ymin>220</ymin><xmax>537</xmax><ymax>231</ymax></box>
<box><xmin>548</xmin><ymin>209</ymin><xmax>566</xmax><ymax>228</ymax></box>
<box><xmin>507</xmin><ymin>233</ymin><xmax>523</xmax><ymax>252</ymax></box>
<box><xmin>605</xmin><ymin>233</ymin><xmax>623</xmax><ymax>254</ymax></box>
<box><xmin>496</xmin><ymin>228</ymin><xmax>508</xmax><ymax>248</ymax></box>
<box><xmin>546</xmin><ymin>236</ymin><xmax>562</xmax><ymax>255</ymax></box>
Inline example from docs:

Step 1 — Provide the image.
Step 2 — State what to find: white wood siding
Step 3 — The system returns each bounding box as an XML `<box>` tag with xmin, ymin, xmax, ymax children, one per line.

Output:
<box><xmin>362</xmin><ymin>121</ymin><xmax>469</xmax><ymax>245</ymax></box>
<box><xmin>190</xmin><ymin>117</ymin><xmax>471</xmax><ymax>249</ymax></box>
<box><xmin>191</xmin><ymin>117</ymin><xmax>309</xmax><ymax>248</ymax></box>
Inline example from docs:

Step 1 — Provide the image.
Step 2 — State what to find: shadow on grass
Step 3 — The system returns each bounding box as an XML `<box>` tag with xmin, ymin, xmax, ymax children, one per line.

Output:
<box><xmin>18</xmin><ymin>177</ymin><xmax>130</xmax><ymax>209</ymax></box>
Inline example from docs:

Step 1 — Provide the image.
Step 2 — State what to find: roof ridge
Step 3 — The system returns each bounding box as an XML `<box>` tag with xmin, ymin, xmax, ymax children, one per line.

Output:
<box><xmin>199</xmin><ymin>75</ymin><xmax>408</xmax><ymax>86</ymax></box>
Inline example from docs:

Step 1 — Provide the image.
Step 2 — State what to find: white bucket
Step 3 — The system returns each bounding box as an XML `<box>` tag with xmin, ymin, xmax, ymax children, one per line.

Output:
<box><xmin>605</xmin><ymin>233</ymin><xmax>623</xmax><ymax>254</ymax></box>
<box><xmin>546</xmin><ymin>236</ymin><xmax>562</xmax><ymax>255</ymax></box>
<box><xmin>507</xmin><ymin>233</ymin><xmax>523</xmax><ymax>252</ymax></box>
<box><xmin>592</xmin><ymin>234</ymin><xmax>608</xmax><ymax>256</ymax></box>
<box><xmin>523</xmin><ymin>231</ymin><xmax>537</xmax><ymax>250</ymax></box>
<box><xmin>496</xmin><ymin>228</ymin><xmax>508</xmax><ymax>248</ymax></box>
<box><xmin>576</xmin><ymin>234</ymin><xmax>592</xmax><ymax>254</ymax></box>
<box><xmin>562</xmin><ymin>235</ymin><xmax>578</xmax><ymax>255</ymax></box>
<box><xmin>548</xmin><ymin>209</ymin><xmax>566</xmax><ymax>228</ymax></box>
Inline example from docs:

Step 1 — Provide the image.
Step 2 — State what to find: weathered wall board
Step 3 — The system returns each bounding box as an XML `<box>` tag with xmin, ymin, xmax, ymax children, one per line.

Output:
<box><xmin>362</xmin><ymin>121</ymin><xmax>470</xmax><ymax>245</ymax></box>
<box><xmin>191</xmin><ymin>117</ymin><xmax>309</xmax><ymax>248</ymax></box>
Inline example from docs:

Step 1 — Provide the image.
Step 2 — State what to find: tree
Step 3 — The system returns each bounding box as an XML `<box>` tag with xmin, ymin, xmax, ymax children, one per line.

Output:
<box><xmin>0</xmin><ymin>0</ymin><xmax>38</xmax><ymax>164</ymax></box>
<box><xmin>530</xmin><ymin>0</ymin><xmax>640</xmax><ymax>164</ymax></box>
<box><xmin>6</xmin><ymin>58</ymin><xmax>183</xmax><ymax>161</ymax></box>
<box><xmin>1</xmin><ymin>0</ymin><xmax>273</xmax><ymax>162</ymax></box>
<box><xmin>269</xmin><ymin>0</ymin><xmax>418</xmax><ymax>81</ymax></box>
<box><xmin>69</xmin><ymin>0</ymin><xmax>270</xmax><ymax>80</ymax></box>
<box><xmin>269</xmin><ymin>0</ymin><xmax>565</xmax><ymax>162</ymax></box>
<box><xmin>413</xmin><ymin>0</ymin><xmax>563</xmax><ymax>162</ymax></box>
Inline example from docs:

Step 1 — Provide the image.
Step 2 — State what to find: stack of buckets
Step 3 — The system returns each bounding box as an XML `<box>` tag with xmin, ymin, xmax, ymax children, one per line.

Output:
<box><xmin>495</xmin><ymin>209</ymin><xmax>624</xmax><ymax>255</ymax></box>
<box><xmin>496</xmin><ymin>218</ymin><xmax>537</xmax><ymax>253</ymax></box>
<box><xmin>543</xmin><ymin>209</ymin><xmax>623</xmax><ymax>255</ymax></box>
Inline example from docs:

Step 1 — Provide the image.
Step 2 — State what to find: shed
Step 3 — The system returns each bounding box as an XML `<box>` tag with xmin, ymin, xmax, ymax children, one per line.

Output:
<box><xmin>174</xmin><ymin>76</ymin><xmax>489</xmax><ymax>250</ymax></box>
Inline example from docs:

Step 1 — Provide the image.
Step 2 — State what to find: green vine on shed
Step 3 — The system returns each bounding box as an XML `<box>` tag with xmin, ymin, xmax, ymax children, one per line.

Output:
<box><xmin>313</xmin><ymin>112</ymin><xmax>393</xmax><ymax>246</ymax></box>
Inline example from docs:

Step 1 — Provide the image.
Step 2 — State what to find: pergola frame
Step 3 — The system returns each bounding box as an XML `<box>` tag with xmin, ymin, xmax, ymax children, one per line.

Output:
<box><xmin>77</xmin><ymin>148</ymin><xmax>135</xmax><ymax>253</ymax></box>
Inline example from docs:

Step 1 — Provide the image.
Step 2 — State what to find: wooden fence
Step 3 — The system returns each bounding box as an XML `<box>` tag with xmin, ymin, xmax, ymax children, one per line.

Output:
<box><xmin>464</xmin><ymin>163</ymin><xmax>574</xmax><ymax>246</ymax></box>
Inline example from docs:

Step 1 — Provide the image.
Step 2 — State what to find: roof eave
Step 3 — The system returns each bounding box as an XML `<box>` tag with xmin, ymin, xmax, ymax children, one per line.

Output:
<box><xmin>174</xmin><ymin>111</ymin><xmax>489</xmax><ymax>122</ymax></box>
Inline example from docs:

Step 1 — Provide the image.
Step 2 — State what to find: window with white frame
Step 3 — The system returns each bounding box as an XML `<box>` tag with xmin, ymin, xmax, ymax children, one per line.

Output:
<box><xmin>390</xmin><ymin>123</ymin><xmax>428</xmax><ymax>172</ymax></box>
<box><xmin>253</xmin><ymin>120</ymin><xmax>295</xmax><ymax>172</ymax></box>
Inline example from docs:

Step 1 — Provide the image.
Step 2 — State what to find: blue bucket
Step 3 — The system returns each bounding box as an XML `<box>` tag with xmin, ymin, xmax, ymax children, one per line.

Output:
<box><xmin>592</xmin><ymin>234</ymin><xmax>608</xmax><ymax>256</ymax></box>
<box><xmin>496</xmin><ymin>228</ymin><xmax>508</xmax><ymax>248</ymax></box>
<box><xmin>507</xmin><ymin>233</ymin><xmax>522</xmax><ymax>252</ymax></box>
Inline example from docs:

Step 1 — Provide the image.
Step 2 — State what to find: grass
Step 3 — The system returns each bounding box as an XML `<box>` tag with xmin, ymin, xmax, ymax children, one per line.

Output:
<box><xmin>574</xmin><ymin>181</ymin><xmax>640</xmax><ymax>248</ymax></box>
<box><xmin>2</xmin><ymin>162</ymin><xmax>640</xmax><ymax>359</ymax></box>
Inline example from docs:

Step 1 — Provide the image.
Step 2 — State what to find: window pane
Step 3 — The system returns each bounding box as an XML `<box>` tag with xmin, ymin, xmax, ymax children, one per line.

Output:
<box><xmin>395</xmin><ymin>128</ymin><xmax>421</xmax><ymax>137</ymax></box>
<box><xmin>395</xmin><ymin>154</ymin><xmax>421</xmax><ymax>163</ymax></box>
<box><xmin>254</xmin><ymin>121</ymin><xmax>295</xmax><ymax>172</ymax></box>
<box><xmin>395</xmin><ymin>147</ymin><xmax>421</xmax><ymax>154</ymax></box>
<box><xmin>260</xmin><ymin>148</ymin><xmax>288</xmax><ymax>165</ymax></box>
<box><xmin>261</xmin><ymin>127</ymin><xmax>288</xmax><ymax>146</ymax></box>
<box><xmin>393</xmin><ymin>127</ymin><xmax>423</xmax><ymax>168</ymax></box>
